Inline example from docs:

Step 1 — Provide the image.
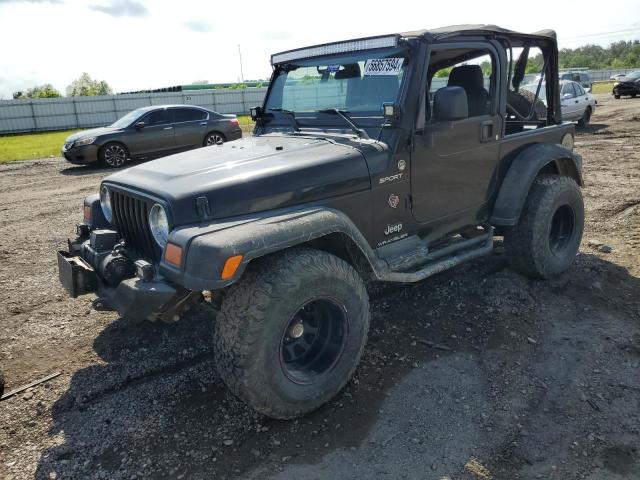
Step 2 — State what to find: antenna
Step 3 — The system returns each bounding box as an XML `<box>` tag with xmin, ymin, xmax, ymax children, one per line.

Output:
<box><xmin>238</xmin><ymin>44</ymin><xmax>245</xmax><ymax>83</ymax></box>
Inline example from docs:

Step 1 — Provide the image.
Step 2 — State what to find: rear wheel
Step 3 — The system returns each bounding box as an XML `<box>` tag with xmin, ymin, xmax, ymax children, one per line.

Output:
<box><xmin>99</xmin><ymin>142</ymin><xmax>128</xmax><ymax>168</ymax></box>
<box><xmin>504</xmin><ymin>175</ymin><xmax>584</xmax><ymax>279</ymax></box>
<box><xmin>578</xmin><ymin>106</ymin><xmax>592</xmax><ymax>126</ymax></box>
<box><xmin>213</xmin><ymin>247</ymin><xmax>370</xmax><ymax>419</ymax></box>
<box><xmin>203</xmin><ymin>132</ymin><xmax>225</xmax><ymax>147</ymax></box>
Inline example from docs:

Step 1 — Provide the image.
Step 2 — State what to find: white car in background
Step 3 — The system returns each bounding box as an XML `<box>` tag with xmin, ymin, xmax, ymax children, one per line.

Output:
<box><xmin>523</xmin><ymin>80</ymin><xmax>596</xmax><ymax>126</ymax></box>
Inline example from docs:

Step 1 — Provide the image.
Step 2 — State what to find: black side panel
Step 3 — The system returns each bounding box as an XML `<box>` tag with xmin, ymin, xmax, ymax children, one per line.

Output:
<box><xmin>490</xmin><ymin>142</ymin><xmax>582</xmax><ymax>226</ymax></box>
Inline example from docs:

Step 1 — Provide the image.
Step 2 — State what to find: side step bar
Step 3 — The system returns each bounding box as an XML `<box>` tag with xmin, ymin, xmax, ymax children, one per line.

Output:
<box><xmin>376</xmin><ymin>228</ymin><xmax>494</xmax><ymax>283</ymax></box>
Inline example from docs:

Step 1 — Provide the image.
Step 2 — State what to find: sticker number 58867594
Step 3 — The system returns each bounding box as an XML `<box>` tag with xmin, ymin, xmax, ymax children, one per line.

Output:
<box><xmin>364</xmin><ymin>58</ymin><xmax>404</xmax><ymax>76</ymax></box>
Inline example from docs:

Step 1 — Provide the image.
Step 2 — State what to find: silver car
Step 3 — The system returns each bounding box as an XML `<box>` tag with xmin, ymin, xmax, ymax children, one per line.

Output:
<box><xmin>523</xmin><ymin>80</ymin><xmax>596</xmax><ymax>126</ymax></box>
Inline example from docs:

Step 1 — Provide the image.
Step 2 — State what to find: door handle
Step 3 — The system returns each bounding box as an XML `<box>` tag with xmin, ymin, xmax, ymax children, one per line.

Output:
<box><xmin>575</xmin><ymin>100</ymin><xmax>579</xmax><ymax>104</ymax></box>
<box><xmin>199</xmin><ymin>122</ymin><xmax>207</xmax><ymax>125</ymax></box>
<box><xmin>480</xmin><ymin>120</ymin><xmax>494</xmax><ymax>142</ymax></box>
<box><xmin>163</xmin><ymin>126</ymin><xmax>173</xmax><ymax>130</ymax></box>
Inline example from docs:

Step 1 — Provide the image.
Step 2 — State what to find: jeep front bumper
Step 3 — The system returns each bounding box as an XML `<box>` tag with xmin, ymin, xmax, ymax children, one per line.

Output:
<box><xmin>57</xmin><ymin>236</ymin><xmax>181</xmax><ymax>321</ymax></box>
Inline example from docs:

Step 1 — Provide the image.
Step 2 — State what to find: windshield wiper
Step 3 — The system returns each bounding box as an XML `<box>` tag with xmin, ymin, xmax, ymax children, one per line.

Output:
<box><xmin>267</xmin><ymin>108</ymin><xmax>301</xmax><ymax>132</ymax></box>
<box><xmin>318</xmin><ymin>108</ymin><xmax>370</xmax><ymax>140</ymax></box>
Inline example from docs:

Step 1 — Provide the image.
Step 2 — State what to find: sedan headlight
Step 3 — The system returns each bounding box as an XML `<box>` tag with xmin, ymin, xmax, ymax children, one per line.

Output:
<box><xmin>74</xmin><ymin>137</ymin><xmax>96</xmax><ymax>147</ymax></box>
<box><xmin>149</xmin><ymin>203</ymin><xmax>170</xmax><ymax>247</ymax></box>
<box><xmin>100</xmin><ymin>185</ymin><xmax>113</xmax><ymax>223</ymax></box>
<box><xmin>614</xmin><ymin>82</ymin><xmax>620</xmax><ymax>87</ymax></box>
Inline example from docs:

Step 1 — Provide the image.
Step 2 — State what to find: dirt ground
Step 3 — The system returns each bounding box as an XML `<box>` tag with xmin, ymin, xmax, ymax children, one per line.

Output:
<box><xmin>0</xmin><ymin>93</ymin><xmax>639</xmax><ymax>480</ymax></box>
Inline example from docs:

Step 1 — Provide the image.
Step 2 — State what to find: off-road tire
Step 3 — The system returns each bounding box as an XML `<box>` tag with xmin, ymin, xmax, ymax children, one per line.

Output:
<box><xmin>504</xmin><ymin>175</ymin><xmax>584</xmax><ymax>279</ymax></box>
<box><xmin>99</xmin><ymin>142</ymin><xmax>129</xmax><ymax>168</ymax></box>
<box><xmin>507</xmin><ymin>88</ymin><xmax>547</xmax><ymax>120</ymax></box>
<box><xmin>213</xmin><ymin>247</ymin><xmax>370</xmax><ymax>419</ymax></box>
<box><xmin>578</xmin><ymin>106</ymin><xmax>592</xmax><ymax>127</ymax></box>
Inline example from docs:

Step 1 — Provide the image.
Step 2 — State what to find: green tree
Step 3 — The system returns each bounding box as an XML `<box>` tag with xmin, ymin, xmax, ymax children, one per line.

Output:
<box><xmin>12</xmin><ymin>84</ymin><xmax>61</xmax><ymax>99</ymax></box>
<box><xmin>66</xmin><ymin>73</ymin><xmax>113</xmax><ymax>97</ymax></box>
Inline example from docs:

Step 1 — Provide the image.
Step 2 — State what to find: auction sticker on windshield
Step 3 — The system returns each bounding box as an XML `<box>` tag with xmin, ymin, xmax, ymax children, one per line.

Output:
<box><xmin>364</xmin><ymin>58</ymin><xmax>404</xmax><ymax>76</ymax></box>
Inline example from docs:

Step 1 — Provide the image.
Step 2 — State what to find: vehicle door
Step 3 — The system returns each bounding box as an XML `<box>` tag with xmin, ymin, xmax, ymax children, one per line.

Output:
<box><xmin>171</xmin><ymin>107</ymin><xmax>209</xmax><ymax>150</ymax></box>
<box><xmin>411</xmin><ymin>43</ymin><xmax>502</xmax><ymax>228</ymax></box>
<box><xmin>560</xmin><ymin>82</ymin><xmax>579</xmax><ymax>120</ymax></box>
<box><xmin>573</xmin><ymin>83</ymin><xmax>588</xmax><ymax>116</ymax></box>
<box><xmin>129</xmin><ymin>108</ymin><xmax>176</xmax><ymax>157</ymax></box>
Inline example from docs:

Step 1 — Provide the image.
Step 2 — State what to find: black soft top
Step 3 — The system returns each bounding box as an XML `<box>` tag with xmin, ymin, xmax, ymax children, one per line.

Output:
<box><xmin>402</xmin><ymin>24</ymin><xmax>557</xmax><ymax>43</ymax></box>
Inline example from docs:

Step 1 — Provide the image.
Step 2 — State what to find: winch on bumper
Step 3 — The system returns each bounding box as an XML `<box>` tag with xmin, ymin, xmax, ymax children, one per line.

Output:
<box><xmin>57</xmin><ymin>226</ymin><xmax>193</xmax><ymax>322</ymax></box>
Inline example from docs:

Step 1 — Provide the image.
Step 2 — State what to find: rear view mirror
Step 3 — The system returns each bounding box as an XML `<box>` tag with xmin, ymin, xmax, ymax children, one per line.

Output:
<box><xmin>562</xmin><ymin>93</ymin><xmax>574</xmax><ymax>100</ymax></box>
<box><xmin>433</xmin><ymin>86</ymin><xmax>468</xmax><ymax>122</ymax></box>
<box><xmin>135</xmin><ymin>121</ymin><xmax>145</xmax><ymax>130</ymax></box>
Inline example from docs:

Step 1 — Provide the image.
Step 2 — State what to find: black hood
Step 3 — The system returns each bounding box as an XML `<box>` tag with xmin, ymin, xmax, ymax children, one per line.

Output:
<box><xmin>104</xmin><ymin>135</ymin><xmax>373</xmax><ymax>225</ymax></box>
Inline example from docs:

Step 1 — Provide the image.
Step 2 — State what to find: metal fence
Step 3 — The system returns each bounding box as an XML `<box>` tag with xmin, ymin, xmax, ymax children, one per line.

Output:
<box><xmin>0</xmin><ymin>88</ymin><xmax>268</xmax><ymax>134</ymax></box>
<box><xmin>1</xmin><ymin>67</ymin><xmax>639</xmax><ymax>135</ymax></box>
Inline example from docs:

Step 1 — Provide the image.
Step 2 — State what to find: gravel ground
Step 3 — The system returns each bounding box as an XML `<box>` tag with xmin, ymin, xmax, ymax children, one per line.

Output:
<box><xmin>0</xmin><ymin>93</ymin><xmax>639</xmax><ymax>480</ymax></box>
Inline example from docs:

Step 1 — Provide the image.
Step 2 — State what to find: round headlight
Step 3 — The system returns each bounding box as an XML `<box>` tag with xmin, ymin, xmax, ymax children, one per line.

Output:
<box><xmin>561</xmin><ymin>132</ymin><xmax>574</xmax><ymax>151</ymax></box>
<box><xmin>149</xmin><ymin>203</ymin><xmax>169</xmax><ymax>247</ymax></box>
<box><xmin>100</xmin><ymin>185</ymin><xmax>113</xmax><ymax>223</ymax></box>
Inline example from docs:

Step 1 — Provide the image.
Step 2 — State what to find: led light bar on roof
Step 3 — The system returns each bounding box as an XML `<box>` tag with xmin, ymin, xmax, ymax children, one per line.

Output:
<box><xmin>271</xmin><ymin>35</ymin><xmax>400</xmax><ymax>65</ymax></box>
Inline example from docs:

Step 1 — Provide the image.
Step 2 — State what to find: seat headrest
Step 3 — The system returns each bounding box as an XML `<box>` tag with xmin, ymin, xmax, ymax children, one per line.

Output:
<box><xmin>448</xmin><ymin>65</ymin><xmax>485</xmax><ymax>92</ymax></box>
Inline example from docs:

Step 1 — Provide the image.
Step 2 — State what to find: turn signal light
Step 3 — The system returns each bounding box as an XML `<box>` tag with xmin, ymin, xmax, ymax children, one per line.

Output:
<box><xmin>83</xmin><ymin>205</ymin><xmax>92</xmax><ymax>221</ymax></box>
<box><xmin>230</xmin><ymin>118</ymin><xmax>240</xmax><ymax>126</ymax></box>
<box><xmin>164</xmin><ymin>243</ymin><xmax>183</xmax><ymax>267</ymax></box>
<box><xmin>221</xmin><ymin>255</ymin><xmax>243</xmax><ymax>280</ymax></box>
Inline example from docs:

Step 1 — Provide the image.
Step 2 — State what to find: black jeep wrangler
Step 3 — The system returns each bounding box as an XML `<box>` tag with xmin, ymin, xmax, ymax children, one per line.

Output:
<box><xmin>58</xmin><ymin>25</ymin><xmax>584</xmax><ymax>419</ymax></box>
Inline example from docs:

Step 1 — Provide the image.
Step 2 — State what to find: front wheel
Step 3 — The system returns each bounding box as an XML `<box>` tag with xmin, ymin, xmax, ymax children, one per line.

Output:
<box><xmin>99</xmin><ymin>142</ymin><xmax>128</xmax><ymax>168</ymax></box>
<box><xmin>504</xmin><ymin>175</ymin><xmax>584</xmax><ymax>279</ymax></box>
<box><xmin>614</xmin><ymin>94</ymin><xmax>621</xmax><ymax>99</ymax></box>
<box><xmin>203</xmin><ymin>132</ymin><xmax>225</xmax><ymax>147</ymax></box>
<box><xmin>213</xmin><ymin>247</ymin><xmax>370</xmax><ymax>419</ymax></box>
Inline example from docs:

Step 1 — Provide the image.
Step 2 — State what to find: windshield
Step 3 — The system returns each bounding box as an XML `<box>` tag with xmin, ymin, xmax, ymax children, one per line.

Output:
<box><xmin>624</xmin><ymin>71</ymin><xmax>640</xmax><ymax>79</ymax></box>
<box><xmin>110</xmin><ymin>109</ymin><xmax>145</xmax><ymax>128</ymax></box>
<box><xmin>265</xmin><ymin>48</ymin><xmax>408</xmax><ymax>118</ymax></box>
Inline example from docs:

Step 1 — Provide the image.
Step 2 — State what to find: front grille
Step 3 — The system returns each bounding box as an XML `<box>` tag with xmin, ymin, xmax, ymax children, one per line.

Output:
<box><xmin>110</xmin><ymin>190</ymin><xmax>160</xmax><ymax>261</ymax></box>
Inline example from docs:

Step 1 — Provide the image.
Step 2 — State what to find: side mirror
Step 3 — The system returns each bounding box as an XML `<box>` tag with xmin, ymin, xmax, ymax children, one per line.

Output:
<box><xmin>135</xmin><ymin>121</ymin><xmax>146</xmax><ymax>130</ymax></box>
<box><xmin>250</xmin><ymin>106</ymin><xmax>263</xmax><ymax>121</ymax></box>
<box><xmin>433</xmin><ymin>86</ymin><xmax>468</xmax><ymax>122</ymax></box>
<box><xmin>562</xmin><ymin>93</ymin><xmax>573</xmax><ymax>100</ymax></box>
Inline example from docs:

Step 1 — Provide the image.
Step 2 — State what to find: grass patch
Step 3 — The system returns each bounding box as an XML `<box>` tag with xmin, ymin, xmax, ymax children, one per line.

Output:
<box><xmin>591</xmin><ymin>81</ymin><xmax>615</xmax><ymax>94</ymax></box>
<box><xmin>237</xmin><ymin>114</ymin><xmax>255</xmax><ymax>134</ymax></box>
<box><xmin>0</xmin><ymin>129</ymin><xmax>78</xmax><ymax>164</ymax></box>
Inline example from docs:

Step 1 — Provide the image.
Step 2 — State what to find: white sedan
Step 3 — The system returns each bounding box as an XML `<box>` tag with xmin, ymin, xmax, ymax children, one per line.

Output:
<box><xmin>523</xmin><ymin>80</ymin><xmax>596</xmax><ymax>126</ymax></box>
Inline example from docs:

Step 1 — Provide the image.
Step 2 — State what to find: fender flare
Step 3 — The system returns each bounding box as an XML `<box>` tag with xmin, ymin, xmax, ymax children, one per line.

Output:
<box><xmin>161</xmin><ymin>206</ymin><xmax>381</xmax><ymax>291</ymax></box>
<box><xmin>490</xmin><ymin>143</ymin><xmax>583</xmax><ymax>226</ymax></box>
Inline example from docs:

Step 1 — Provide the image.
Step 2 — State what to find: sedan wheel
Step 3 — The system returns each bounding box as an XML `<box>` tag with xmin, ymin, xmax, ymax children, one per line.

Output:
<box><xmin>204</xmin><ymin>132</ymin><xmax>225</xmax><ymax>147</ymax></box>
<box><xmin>100</xmin><ymin>143</ymin><xmax>128</xmax><ymax>168</ymax></box>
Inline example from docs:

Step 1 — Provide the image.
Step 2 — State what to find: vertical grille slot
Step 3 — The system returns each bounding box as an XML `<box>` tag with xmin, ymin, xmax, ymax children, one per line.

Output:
<box><xmin>110</xmin><ymin>190</ymin><xmax>160</xmax><ymax>261</ymax></box>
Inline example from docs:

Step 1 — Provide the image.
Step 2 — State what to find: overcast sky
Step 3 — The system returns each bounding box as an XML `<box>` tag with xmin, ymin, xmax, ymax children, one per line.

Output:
<box><xmin>1</xmin><ymin>0</ymin><xmax>639</xmax><ymax>99</ymax></box>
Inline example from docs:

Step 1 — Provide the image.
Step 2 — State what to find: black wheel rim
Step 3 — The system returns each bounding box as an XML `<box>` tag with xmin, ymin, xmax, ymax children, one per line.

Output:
<box><xmin>549</xmin><ymin>204</ymin><xmax>575</xmax><ymax>256</ymax></box>
<box><xmin>280</xmin><ymin>298</ymin><xmax>348</xmax><ymax>384</ymax></box>
<box><xmin>104</xmin><ymin>145</ymin><xmax>126</xmax><ymax>167</ymax></box>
